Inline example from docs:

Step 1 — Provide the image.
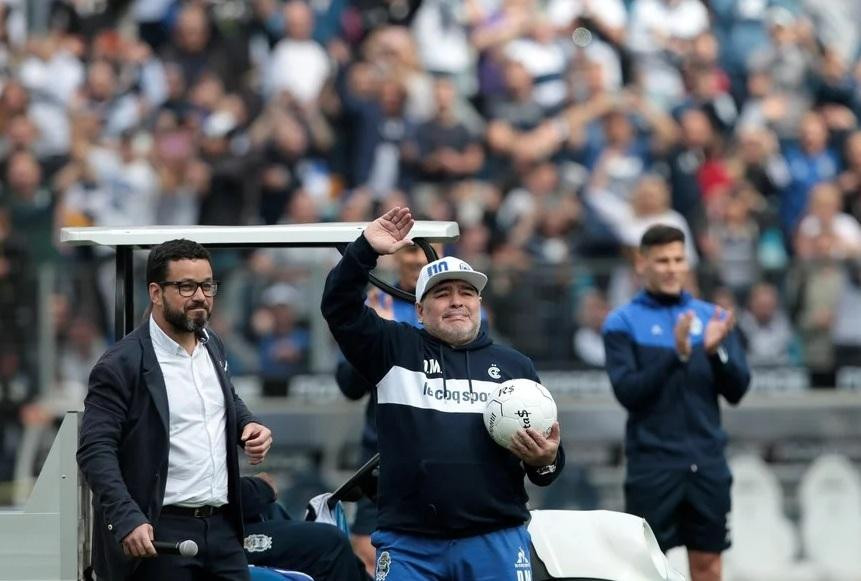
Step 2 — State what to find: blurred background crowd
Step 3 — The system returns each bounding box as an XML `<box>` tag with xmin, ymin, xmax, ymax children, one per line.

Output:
<box><xmin>2</xmin><ymin>0</ymin><xmax>861</xmax><ymax>512</ymax></box>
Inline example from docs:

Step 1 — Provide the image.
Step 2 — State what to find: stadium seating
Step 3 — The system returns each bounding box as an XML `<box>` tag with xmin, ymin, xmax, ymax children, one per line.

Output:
<box><xmin>798</xmin><ymin>454</ymin><xmax>861</xmax><ymax>580</ymax></box>
<box><xmin>723</xmin><ymin>455</ymin><xmax>819</xmax><ymax>581</ymax></box>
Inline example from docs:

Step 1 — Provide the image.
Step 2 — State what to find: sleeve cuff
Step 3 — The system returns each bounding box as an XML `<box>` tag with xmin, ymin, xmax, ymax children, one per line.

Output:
<box><xmin>352</xmin><ymin>234</ymin><xmax>381</xmax><ymax>268</ymax></box>
<box><xmin>709</xmin><ymin>345</ymin><xmax>729</xmax><ymax>365</ymax></box>
<box><xmin>526</xmin><ymin>452</ymin><xmax>559</xmax><ymax>476</ymax></box>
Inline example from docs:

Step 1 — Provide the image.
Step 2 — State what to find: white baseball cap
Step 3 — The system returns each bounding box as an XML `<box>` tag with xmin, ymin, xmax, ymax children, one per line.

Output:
<box><xmin>414</xmin><ymin>256</ymin><xmax>488</xmax><ymax>302</ymax></box>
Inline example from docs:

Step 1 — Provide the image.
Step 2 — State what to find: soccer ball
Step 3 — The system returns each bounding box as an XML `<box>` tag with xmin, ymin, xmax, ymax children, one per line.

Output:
<box><xmin>483</xmin><ymin>379</ymin><xmax>557</xmax><ymax>448</ymax></box>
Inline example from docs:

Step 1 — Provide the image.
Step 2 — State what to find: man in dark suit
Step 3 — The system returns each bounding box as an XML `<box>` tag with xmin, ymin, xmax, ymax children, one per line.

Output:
<box><xmin>78</xmin><ymin>239</ymin><xmax>273</xmax><ymax>580</ymax></box>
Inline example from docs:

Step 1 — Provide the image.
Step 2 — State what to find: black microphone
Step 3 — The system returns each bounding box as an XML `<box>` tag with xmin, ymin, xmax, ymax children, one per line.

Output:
<box><xmin>153</xmin><ymin>540</ymin><xmax>199</xmax><ymax>557</ymax></box>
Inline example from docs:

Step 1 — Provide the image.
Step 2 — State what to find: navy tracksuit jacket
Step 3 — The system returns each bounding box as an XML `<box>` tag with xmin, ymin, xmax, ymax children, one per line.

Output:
<box><xmin>322</xmin><ymin>235</ymin><xmax>564</xmax><ymax>538</ymax></box>
<box><xmin>602</xmin><ymin>290</ymin><xmax>751</xmax><ymax>473</ymax></box>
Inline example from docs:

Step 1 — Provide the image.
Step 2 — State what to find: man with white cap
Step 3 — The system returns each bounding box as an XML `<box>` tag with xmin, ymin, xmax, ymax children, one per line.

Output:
<box><xmin>321</xmin><ymin>207</ymin><xmax>563</xmax><ymax>581</ymax></box>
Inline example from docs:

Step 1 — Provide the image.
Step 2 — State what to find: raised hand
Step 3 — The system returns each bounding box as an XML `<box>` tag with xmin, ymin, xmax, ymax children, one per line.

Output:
<box><xmin>674</xmin><ymin>310</ymin><xmax>694</xmax><ymax>360</ymax></box>
<box><xmin>363</xmin><ymin>207</ymin><xmax>415</xmax><ymax>255</ymax></box>
<box><xmin>704</xmin><ymin>307</ymin><xmax>735</xmax><ymax>354</ymax></box>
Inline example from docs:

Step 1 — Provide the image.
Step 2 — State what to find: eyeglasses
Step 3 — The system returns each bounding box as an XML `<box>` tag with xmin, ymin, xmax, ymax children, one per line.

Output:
<box><xmin>159</xmin><ymin>280</ymin><xmax>219</xmax><ymax>297</ymax></box>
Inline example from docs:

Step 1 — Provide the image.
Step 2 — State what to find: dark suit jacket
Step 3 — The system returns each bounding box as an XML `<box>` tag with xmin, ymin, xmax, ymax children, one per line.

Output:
<box><xmin>77</xmin><ymin>321</ymin><xmax>257</xmax><ymax>580</ymax></box>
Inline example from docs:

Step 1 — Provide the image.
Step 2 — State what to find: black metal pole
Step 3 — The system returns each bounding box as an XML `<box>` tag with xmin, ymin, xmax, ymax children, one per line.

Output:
<box><xmin>114</xmin><ymin>247</ymin><xmax>134</xmax><ymax>339</ymax></box>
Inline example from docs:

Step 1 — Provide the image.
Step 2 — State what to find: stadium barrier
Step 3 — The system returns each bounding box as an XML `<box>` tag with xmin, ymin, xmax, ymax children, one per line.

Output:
<box><xmin>0</xmin><ymin>412</ymin><xmax>90</xmax><ymax>580</ymax></box>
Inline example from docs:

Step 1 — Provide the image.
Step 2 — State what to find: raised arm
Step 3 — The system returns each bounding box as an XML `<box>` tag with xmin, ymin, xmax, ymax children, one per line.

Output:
<box><xmin>703</xmin><ymin>308</ymin><xmax>751</xmax><ymax>405</ymax></box>
<box><xmin>321</xmin><ymin>208</ymin><xmax>415</xmax><ymax>382</ymax></box>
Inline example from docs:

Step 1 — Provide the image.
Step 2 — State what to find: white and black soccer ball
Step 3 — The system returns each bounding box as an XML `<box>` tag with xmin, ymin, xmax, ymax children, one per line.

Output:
<box><xmin>483</xmin><ymin>379</ymin><xmax>557</xmax><ymax>448</ymax></box>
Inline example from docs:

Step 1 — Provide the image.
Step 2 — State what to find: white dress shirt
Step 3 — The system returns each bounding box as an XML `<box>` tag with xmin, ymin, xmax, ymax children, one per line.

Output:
<box><xmin>150</xmin><ymin>316</ymin><xmax>229</xmax><ymax>507</ymax></box>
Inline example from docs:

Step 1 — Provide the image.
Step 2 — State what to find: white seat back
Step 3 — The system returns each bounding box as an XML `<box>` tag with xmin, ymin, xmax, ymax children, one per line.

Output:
<box><xmin>798</xmin><ymin>454</ymin><xmax>861</xmax><ymax>577</ymax></box>
<box><xmin>724</xmin><ymin>455</ymin><xmax>798</xmax><ymax>576</ymax></box>
<box><xmin>528</xmin><ymin>510</ymin><xmax>685</xmax><ymax>580</ymax></box>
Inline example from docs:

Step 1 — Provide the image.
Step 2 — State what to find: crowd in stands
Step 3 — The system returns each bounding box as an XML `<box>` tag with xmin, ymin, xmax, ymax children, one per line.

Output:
<box><xmin>3</xmin><ymin>0</ymin><xmax>861</xmax><ymax>478</ymax></box>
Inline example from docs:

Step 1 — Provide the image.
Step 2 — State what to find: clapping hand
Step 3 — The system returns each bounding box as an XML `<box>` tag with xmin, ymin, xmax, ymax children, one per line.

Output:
<box><xmin>674</xmin><ymin>310</ymin><xmax>694</xmax><ymax>360</ymax></box>
<box><xmin>704</xmin><ymin>307</ymin><xmax>735</xmax><ymax>354</ymax></box>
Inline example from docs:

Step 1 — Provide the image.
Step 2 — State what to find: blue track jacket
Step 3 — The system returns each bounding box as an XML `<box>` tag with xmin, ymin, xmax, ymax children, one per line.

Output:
<box><xmin>322</xmin><ymin>235</ymin><xmax>564</xmax><ymax>537</ymax></box>
<box><xmin>602</xmin><ymin>290</ymin><xmax>750</xmax><ymax>472</ymax></box>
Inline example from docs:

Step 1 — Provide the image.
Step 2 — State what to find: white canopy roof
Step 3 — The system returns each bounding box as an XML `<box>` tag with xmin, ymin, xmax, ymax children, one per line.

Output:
<box><xmin>60</xmin><ymin>221</ymin><xmax>460</xmax><ymax>248</ymax></box>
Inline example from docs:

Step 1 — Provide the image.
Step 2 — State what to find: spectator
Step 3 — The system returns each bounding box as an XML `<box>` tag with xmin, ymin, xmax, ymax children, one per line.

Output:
<box><xmin>412</xmin><ymin>0</ymin><xmax>476</xmax><ymax>94</ymax></box>
<box><xmin>0</xmin><ymin>206</ymin><xmax>30</xmax><ymax>358</ymax></box>
<box><xmin>736</xmin><ymin>66</ymin><xmax>801</xmax><ymax>139</ymax></box>
<box><xmin>485</xmin><ymin>59</ymin><xmax>546</xmax><ymax>176</ymax></box>
<box><xmin>573</xmin><ymin>289</ymin><xmax>609</xmax><ymax>367</ymax></box>
<box><xmin>802</xmin><ymin>0</ymin><xmax>861</xmax><ymax>67</ymax></box>
<box><xmin>412</xmin><ymin>76</ymin><xmax>484</xmax><ymax>186</ymax></box>
<box><xmin>364</xmin><ymin>26</ymin><xmax>436</xmax><ymax>123</ymax></box>
<box><xmin>582</xmin><ymin>93</ymin><xmax>676</xmax><ymax>202</ymax></box>
<box><xmin>730</xmin><ymin>127</ymin><xmax>790</xmax><ymax>208</ymax></box>
<box><xmin>709</xmin><ymin>184</ymin><xmax>762</xmax><ymax>299</ymax></box>
<box><xmin>587</xmin><ymin>174</ymin><xmax>699</xmax><ymax>264</ymax></box>
<box><xmin>354</xmin><ymin>78</ymin><xmax>416</xmax><ymax>194</ymax></box>
<box><xmin>0</xmin><ymin>347</ymin><xmax>34</xmax><ymax>493</ymax></box>
<box><xmin>197</xmin><ymin>109</ymin><xmax>253</xmax><ymax>226</ymax></box>
<box><xmin>255</xmin><ymin>283</ymin><xmax>310</xmax><ymax>396</ymax></box>
<box><xmin>795</xmin><ymin>182</ymin><xmax>861</xmax><ymax>259</ymax></box>
<box><xmin>72</xmin><ymin>59</ymin><xmax>140</xmax><ymax>137</ymax></box>
<box><xmin>504</xmin><ymin>16</ymin><xmax>569</xmax><ymax>111</ymax></box>
<box><xmin>812</xmin><ymin>49</ymin><xmax>860</xmax><ymax>112</ymax></box>
<box><xmin>255</xmin><ymin>112</ymin><xmax>312</xmax><ymax>225</ymax></box>
<box><xmin>160</xmin><ymin>3</ymin><xmax>237</xmax><ymax>91</ymax></box>
<box><xmin>627</xmin><ymin>0</ymin><xmax>710</xmax><ymax>109</ymax></box>
<box><xmin>57</xmin><ymin>315</ymin><xmax>107</xmax><ymax>387</ymax></box>
<box><xmin>266</xmin><ymin>0</ymin><xmax>331</xmax><ymax>104</ymax></box>
<box><xmin>678</xmin><ymin>65</ymin><xmax>738</xmax><ymax>135</ymax></box>
<box><xmin>832</xmin><ymin>258</ymin><xmax>861</xmax><ymax>370</ymax></box>
<box><xmin>663</xmin><ymin>109</ymin><xmax>715</xmax><ymax>235</ymax></box>
<box><xmin>748</xmin><ymin>8</ymin><xmax>815</xmax><ymax>104</ymax></box>
<box><xmin>837</xmin><ymin>130</ymin><xmax>861</xmax><ymax>221</ymax></box>
<box><xmin>2</xmin><ymin>150</ymin><xmax>56</xmax><ymax>264</ymax></box>
<box><xmin>789</xmin><ymin>231</ymin><xmax>845</xmax><ymax>386</ymax></box>
<box><xmin>738</xmin><ymin>282</ymin><xmax>797</xmax><ymax>366</ymax></box>
<box><xmin>781</xmin><ymin>112</ymin><xmax>841</xmax><ymax>238</ymax></box>
<box><xmin>131</xmin><ymin>0</ymin><xmax>175</xmax><ymax>51</ymax></box>
<box><xmin>547</xmin><ymin>0</ymin><xmax>627</xmax><ymax>49</ymax></box>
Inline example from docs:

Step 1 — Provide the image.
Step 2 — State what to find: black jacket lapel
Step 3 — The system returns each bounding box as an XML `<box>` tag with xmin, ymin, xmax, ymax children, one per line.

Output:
<box><xmin>139</xmin><ymin>323</ymin><xmax>170</xmax><ymax>434</ymax></box>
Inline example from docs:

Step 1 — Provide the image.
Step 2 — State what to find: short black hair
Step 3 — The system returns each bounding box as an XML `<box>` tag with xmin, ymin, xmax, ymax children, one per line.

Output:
<box><xmin>146</xmin><ymin>239</ymin><xmax>212</xmax><ymax>284</ymax></box>
<box><xmin>640</xmin><ymin>224</ymin><xmax>685</xmax><ymax>251</ymax></box>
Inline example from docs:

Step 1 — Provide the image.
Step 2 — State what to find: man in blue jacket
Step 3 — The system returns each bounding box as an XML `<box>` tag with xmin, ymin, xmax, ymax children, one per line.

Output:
<box><xmin>322</xmin><ymin>207</ymin><xmax>564</xmax><ymax>581</ymax></box>
<box><xmin>602</xmin><ymin>225</ymin><xmax>750</xmax><ymax>581</ymax></box>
